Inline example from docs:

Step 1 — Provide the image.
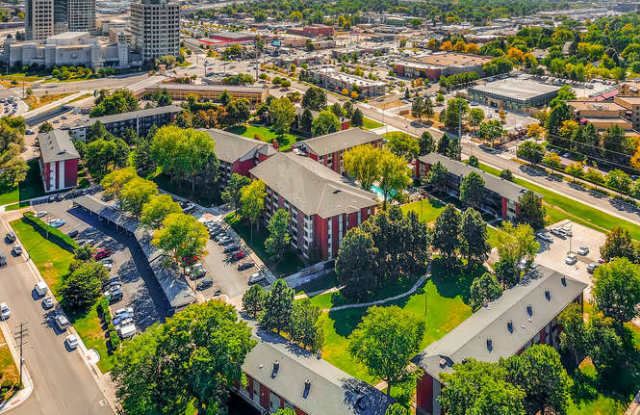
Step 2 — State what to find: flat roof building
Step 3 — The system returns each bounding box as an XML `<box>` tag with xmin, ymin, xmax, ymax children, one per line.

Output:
<box><xmin>468</xmin><ymin>77</ymin><xmax>561</xmax><ymax>110</ymax></box>
<box><xmin>567</xmin><ymin>100</ymin><xmax>634</xmax><ymax>131</ymax></box>
<box><xmin>308</xmin><ymin>67</ymin><xmax>386</xmax><ymax>97</ymax></box>
<box><xmin>139</xmin><ymin>83</ymin><xmax>269</xmax><ymax>104</ymax></box>
<box><xmin>393</xmin><ymin>52</ymin><xmax>492</xmax><ymax>80</ymax></box>
<box><xmin>130</xmin><ymin>0</ymin><xmax>180</xmax><ymax>63</ymax></box>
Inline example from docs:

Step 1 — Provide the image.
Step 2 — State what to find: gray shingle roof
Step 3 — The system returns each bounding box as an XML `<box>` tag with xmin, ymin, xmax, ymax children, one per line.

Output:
<box><xmin>244</xmin><ymin>328</ymin><xmax>392</xmax><ymax>415</ymax></box>
<box><xmin>38</xmin><ymin>129</ymin><xmax>80</xmax><ymax>164</ymax></box>
<box><xmin>202</xmin><ymin>128</ymin><xmax>276</xmax><ymax>163</ymax></box>
<box><xmin>418</xmin><ymin>153</ymin><xmax>530</xmax><ymax>202</ymax></box>
<box><xmin>294</xmin><ymin>128</ymin><xmax>382</xmax><ymax>156</ymax></box>
<box><xmin>249</xmin><ymin>152</ymin><xmax>378</xmax><ymax>218</ymax></box>
<box><xmin>413</xmin><ymin>266</ymin><xmax>586</xmax><ymax>380</ymax></box>
<box><xmin>85</xmin><ymin>105</ymin><xmax>182</xmax><ymax>125</ymax></box>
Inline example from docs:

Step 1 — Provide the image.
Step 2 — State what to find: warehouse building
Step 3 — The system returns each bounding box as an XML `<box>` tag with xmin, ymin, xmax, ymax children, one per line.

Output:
<box><xmin>468</xmin><ymin>76</ymin><xmax>561</xmax><ymax>110</ymax></box>
<box><xmin>392</xmin><ymin>52</ymin><xmax>492</xmax><ymax>80</ymax></box>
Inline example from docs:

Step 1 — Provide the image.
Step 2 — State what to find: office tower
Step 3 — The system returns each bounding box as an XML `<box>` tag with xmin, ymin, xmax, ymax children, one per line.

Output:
<box><xmin>53</xmin><ymin>0</ymin><xmax>67</xmax><ymax>33</ymax></box>
<box><xmin>25</xmin><ymin>0</ymin><xmax>54</xmax><ymax>41</ymax></box>
<box><xmin>130</xmin><ymin>0</ymin><xmax>180</xmax><ymax>62</ymax></box>
<box><xmin>68</xmin><ymin>0</ymin><xmax>96</xmax><ymax>32</ymax></box>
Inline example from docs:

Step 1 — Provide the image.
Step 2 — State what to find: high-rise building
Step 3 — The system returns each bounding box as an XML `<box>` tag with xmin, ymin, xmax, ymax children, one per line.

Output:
<box><xmin>25</xmin><ymin>0</ymin><xmax>54</xmax><ymax>41</ymax></box>
<box><xmin>67</xmin><ymin>0</ymin><xmax>96</xmax><ymax>33</ymax></box>
<box><xmin>53</xmin><ymin>0</ymin><xmax>67</xmax><ymax>33</ymax></box>
<box><xmin>130</xmin><ymin>0</ymin><xmax>180</xmax><ymax>63</ymax></box>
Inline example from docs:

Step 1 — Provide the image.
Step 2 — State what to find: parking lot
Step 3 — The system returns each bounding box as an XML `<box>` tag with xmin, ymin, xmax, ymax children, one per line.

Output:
<box><xmin>534</xmin><ymin>220</ymin><xmax>607</xmax><ymax>297</ymax></box>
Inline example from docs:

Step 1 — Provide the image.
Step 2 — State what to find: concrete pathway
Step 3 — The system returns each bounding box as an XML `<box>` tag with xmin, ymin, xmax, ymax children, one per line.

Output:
<box><xmin>294</xmin><ymin>286</ymin><xmax>342</xmax><ymax>301</ymax></box>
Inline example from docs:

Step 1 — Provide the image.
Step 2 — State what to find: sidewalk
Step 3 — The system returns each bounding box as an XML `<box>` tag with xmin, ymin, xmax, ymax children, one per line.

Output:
<box><xmin>0</xmin><ymin>321</ymin><xmax>33</xmax><ymax>414</ymax></box>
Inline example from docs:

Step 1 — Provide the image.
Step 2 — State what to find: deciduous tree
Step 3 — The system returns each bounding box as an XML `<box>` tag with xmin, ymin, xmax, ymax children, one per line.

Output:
<box><xmin>600</xmin><ymin>226</ymin><xmax>636</xmax><ymax>262</ymax></box>
<box><xmin>289</xmin><ymin>299</ymin><xmax>324</xmax><ymax>352</ymax></box>
<box><xmin>593</xmin><ymin>257</ymin><xmax>640</xmax><ymax>325</ymax></box>
<box><xmin>242</xmin><ymin>284</ymin><xmax>266</xmax><ymax>319</ymax></box>
<box><xmin>335</xmin><ymin>227</ymin><xmax>378</xmax><ymax>301</ymax></box>
<box><xmin>221</xmin><ymin>173</ymin><xmax>251</xmax><ymax>211</ymax></box>
<box><xmin>311</xmin><ymin>110</ymin><xmax>340</xmax><ymax>136</ymax></box>
<box><xmin>152</xmin><ymin>213</ymin><xmax>209</xmax><ymax>267</ymax></box>
<box><xmin>140</xmin><ymin>194</ymin><xmax>182</xmax><ymax>229</ymax></box>
<box><xmin>239</xmin><ymin>179</ymin><xmax>266</xmax><ymax>240</ymax></box>
<box><xmin>517</xmin><ymin>191</ymin><xmax>545</xmax><ymax>230</ymax></box>
<box><xmin>344</xmin><ymin>145</ymin><xmax>380</xmax><ymax>190</ymax></box>
<box><xmin>61</xmin><ymin>261</ymin><xmax>108</xmax><ymax>311</ymax></box>
<box><xmin>119</xmin><ymin>177</ymin><xmax>158</xmax><ymax>217</ymax></box>
<box><xmin>264</xmin><ymin>209</ymin><xmax>291</xmax><ymax>262</ymax></box>
<box><xmin>260</xmin><ymin>279</ymin><xmax>294</xmax><ymax>334</ymax></box>
<box><xmin>470</xmin><ymin>272</ymin><xmax>503</xmax><ymax>309</ymax></box>
<box><xmin>460</xmin><ymin>171</ymin><xmax>485</xmax><ymax>210</ymax></box>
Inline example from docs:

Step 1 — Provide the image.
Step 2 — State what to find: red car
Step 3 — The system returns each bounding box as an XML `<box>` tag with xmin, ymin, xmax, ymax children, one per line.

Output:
<box><xmin>94</xmin><ymin>248</ymin><xmax>112</xmax><ymax>260</ymax></box>
<box><xmin>230</xmin><ymin>251</ymin><xmax>246</xmax><ymax>262</ymax></box>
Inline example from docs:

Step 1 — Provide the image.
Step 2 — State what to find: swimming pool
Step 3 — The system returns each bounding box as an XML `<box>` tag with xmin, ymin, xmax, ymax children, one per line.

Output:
<box><xmin>370</xmin><ymin>185</ymin><xmax>396</xmax><ymax>199</ymax></box>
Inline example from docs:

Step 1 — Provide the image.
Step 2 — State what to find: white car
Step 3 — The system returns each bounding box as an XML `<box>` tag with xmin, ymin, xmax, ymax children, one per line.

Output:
<box><xmin>35</xmin><ymin>211</ymin><xmax>47</xmax><ymax>218</ymax></box>
<box><xmin>565</xmin><ymin>253</ymin><xmax>578</xmax><ymax>265</ymax></box>
<box><xmin>536</xmin><ymin>233</ymin><xmax>553</xmax><ymax>243</ymax></box>
<box><xmin>12</xmin><ymin>245</ymin><xmax>22</xmax><ymax>255</ymax></box>
<box><xmin>0</xmin><ymin>303</ymin><xmax>10</xmax><ymax>320</ymax></box>
<box><xmin>577</xmin><ymin>246</ymin><xmax>589</xmax><ymax>256</ymax></box>
<box><xmin>65</xmin><ymin>334</ymin><xmax>78</xmax><ymax>350</ymax></box>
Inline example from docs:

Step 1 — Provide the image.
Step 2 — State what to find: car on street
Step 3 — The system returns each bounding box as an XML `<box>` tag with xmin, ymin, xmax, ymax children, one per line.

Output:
<box><xmin>196</xmin><ymin>279</ymin><xmax>213</xmax><ymax>291</ymax></box>
<box><xmin>577</xmin><ymin>246</ymin><xmax>589</xmax><ymax>256</ymax></box>
<box><xmin>54</xmin><ymin>314</ymin><xmax>70</xmax><ymax>331</ymax></box>
<box><xmin>0</xmin><ymin>254</ymin><xmax>6</xmax><ymax>266</ymax></box>
<box><xmin>536</xmin><ymin>233</ymin><xmax>553</xmax><ymax>243</ymax></box>
<box><xmin>42</xmin><ymin>296</ymin><xmax>54</xmax><ymax>309</ymax></box>
<box><xmin>248</xmin><ymin>272</ymin><xmax>265</xmax><ymax>285</ymax></box>
<box><xmin>93</xmin><ymin>248</ymin><xmax>112</xmax><ymax>260</ymax></box>
<box><xmin>565</xmin><ymin>253</ymin><xmax>577</xmax><ymax>265</ymax></box>
<box><xmin>11</xmin><ymin>244</ymin><xmax>22</xmax><ymax>255</ymax></box>
<box><xmin>65</xmin><ymin>334</ymin><xmax>78</xmax><ymax>350</ymax></box>
<box><xmin>5</xmin><ymin>232</ymin><xmax>15</xmax><ymax>243</ymax></box>
<box><xmin>0</xmin><ymin>303</ymin><xmax>10</xmax><ymax>320</ymax></box>
<box><xmin>238</xmin><ymin>262</ymin><xmax>254</xmax><ymax>271</ymax></box>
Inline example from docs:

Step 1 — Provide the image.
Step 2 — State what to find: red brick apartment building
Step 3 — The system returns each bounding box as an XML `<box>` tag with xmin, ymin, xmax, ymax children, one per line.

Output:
<box><xmin>293</xmin><ymin>128</ymin><xmax>383</xmax><ymax>174</ymax></box>
<box><xmin>286</xmin><ymin>24</ymin><xmax>334</xmax><ymax>38</ymax></box>
<box><xmin>249</xmin><ymin>152</ymin><xmax>378</xmax><ymax>260</ymax></box>
<box><xmin>38</xmin><ymin>129</ymin><xmax>80</xmax><ymax>193</ymax></box>
<box><xmin>413</xmin><ymin>267</ymin><xmax>586</xmax><ymax>415</ymax></box>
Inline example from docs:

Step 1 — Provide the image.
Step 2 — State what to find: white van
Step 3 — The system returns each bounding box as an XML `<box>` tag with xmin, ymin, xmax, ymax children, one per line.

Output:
<box><xmin>34</xmin><ymin>282</ymin><xmax>48</xmax><ymax>297</ymax></box>
<box><xmin>118</xmin><ymin>323</ymin><xmax>136</xmax><ymax>339</ymax></box>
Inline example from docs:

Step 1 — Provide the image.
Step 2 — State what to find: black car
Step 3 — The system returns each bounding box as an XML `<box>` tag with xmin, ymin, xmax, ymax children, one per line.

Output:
<box><xmin>223</xmin><ymin>245</ymin><xmax>239</xmax><ymax>254</ymax></box>
<box><xmin>4</xmin><ymin>232</ymin><xmax>15</xmax><ymax>243</ymax></box>
<box><xmin>67</xmin><ymin>230</ymin><xmax>79</xmax><ymax>238</ymax></box>
<box><xmin>0</xmin><ymin>254</ymin><xmax>6</xmax><ymax>267</ymax></box>
<box><xmin>237</xmin><ymin>262</ymin><xmax>254</xmax><ymax>271</ymax></box>
<box><xmin>196</xmin><ymin>279</ymin><xmax>213</xmax><ymax>291</ymax></box>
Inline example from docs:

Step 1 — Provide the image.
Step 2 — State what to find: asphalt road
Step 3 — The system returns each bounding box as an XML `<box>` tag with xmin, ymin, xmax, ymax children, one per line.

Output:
<box><xmin>0</xmin><ymin>214</ymin><xmax>113</xmax><ymax>415</ymax></box>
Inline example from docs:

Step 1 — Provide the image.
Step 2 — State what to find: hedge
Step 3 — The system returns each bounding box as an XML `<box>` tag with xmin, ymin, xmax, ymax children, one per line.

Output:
<box><xmin>22</xmin><ymin>212</ymin><xmax>78</xmax><ymax>252</ymax></box>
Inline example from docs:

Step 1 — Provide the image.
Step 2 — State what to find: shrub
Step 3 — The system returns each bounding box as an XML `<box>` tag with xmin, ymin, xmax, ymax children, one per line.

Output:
<box><xmin>78</xmin><ymin>178</ymin><xmax>90</xmax><ymax>188</ymax></box>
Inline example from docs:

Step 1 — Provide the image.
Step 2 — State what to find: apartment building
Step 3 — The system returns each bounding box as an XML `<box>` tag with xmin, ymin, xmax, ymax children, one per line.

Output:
<box><xmin>414</xmin><ymin>267</ymin><xmax>586</xmax><ymax>415</ymax></box>
<box><xmin>567</xmin><ymin>100</ymin><xmax>633</xmax><ymax>131</ymax></box>
<box><xmin>25</xmin><ymin>0</ymin><xmax>54</xmax><ymax>41</ymax></box>
<box><xmin>308</xmin><ymin>67</ymin><xmax>386</xmax><ymax>97</ymax></box>
<box><xmin>614</xmin><ymin>95</ymin><xmax>640</xmax><ymax>130</ymax></box>
<box><xmin>415</xmin><ymin>153</ymin><xmax>533</xmax><ymax>220</ymax></box>
<box><xmin>293</xmin><ymin>128</ymin><xmax>384</xmax><ymax>174</ymax></box>
<box><xmin>249</xmin><ymin>153</ymin><xmax>378</xmax><ymax>260</ymax></box>
<box><xmin>139</xmin><ymin>84</ymin><xmax>269</xmax><ymax>104</ymax></box>
<box><xmin>38</xmin><ymin>129</ymin><xmax>80</xmax><ymax>192</ymax></box>
<box><xmin>392</xmin><ymin>52</ymin><xmax>492</xmax><ymax>80</ymax></box>
<box><xmin>286</xmin><ymin>24</ymin><xmax>334</xmax><ymax>38</ymax></box>
<box><xmin>130</xmin><ymin>0</ymin><xmax>180</xmax><ymax>62</ymax></box>
<box><xmin>68</xmin><ymin>0</ymin><xmax>96</xmax><ymax>33</ymax></box>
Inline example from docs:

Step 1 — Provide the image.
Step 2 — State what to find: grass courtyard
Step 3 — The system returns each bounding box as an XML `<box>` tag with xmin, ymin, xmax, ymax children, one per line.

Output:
<box><xmin>0</xmin><ymin>159</ymin><xmax>44</xmax><ymax>207</ymax></box>
<box><xmin>226</xmin><ymin>124</ymin><xmax>303</xmax><ymax>151</ymax></box>
<box><xmin>10</xmin><ymin>219</ymin><xmax>114</xmax><ymax>373</ymax></box>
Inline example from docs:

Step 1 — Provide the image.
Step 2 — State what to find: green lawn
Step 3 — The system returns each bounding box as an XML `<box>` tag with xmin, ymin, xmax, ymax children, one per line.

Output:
<box><xmin>319</xmin><ymin>262</ymin><xmax>475</xmax><ymax>383</ymax></box>
<box><xmin>476</xmin><ymin>162</ymin><xmax>640</xmax><ymax>239</ymax></box>
<box><xmin>226</xmin><ymin>124</ymin><xmax>302</xmax><ymax>151</ymax></box>
<box><xmin>401</xmin><ymin>198</ymin><xmax>446</xmax><ymax>225</ymax></box>
<box><xmin>295</xmin><ymin>271</ymin><xmax>338</xmax><ymax>296</ymax></box>
<box><xmin>225</xmin><ymin>212</ymin><xmax>306</xmax><ymax>277</ymax></box>
<box><xmin>10</xmin><ymin>219</ymin><xmax>114</xmax><ymax>372</ymax></box>
<box><xmin>0</xmin><ymin>329</ymin><xmax>20</xmax><ymax>401</ymax></box>
<box><xmin>0</xmin><ymin>159</ymin><xmax>44</xmax><ymax>206</ymax></box>
<box><xmin>362</xmin><ymin>117</ymin><xmax>384</xmax><ymax>130</ymax></box>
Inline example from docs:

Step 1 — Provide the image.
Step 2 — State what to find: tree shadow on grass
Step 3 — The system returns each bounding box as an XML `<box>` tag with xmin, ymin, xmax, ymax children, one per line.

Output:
<box><xmin>429</xmin><ymin>257</ymin><xmax>481</xmax><ymax>305</ymax></box>
<box><xmin>328</xmin><ymin>307</ymin><xmax>369</xmax><ymax>338</ymax></box>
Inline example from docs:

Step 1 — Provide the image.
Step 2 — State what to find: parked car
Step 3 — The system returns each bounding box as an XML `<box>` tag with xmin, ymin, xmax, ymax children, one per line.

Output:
<box><xmin>5</xmin><ymin>232</ymin><xmax>16</xmax><ymax>243</ymax></box>
<box><xmin>587</xmin><ymin>263</ymin><xmax>599</xmax><ymax>274</ymax></box>
<box><xmin>42</xmin><ymin>296</ymin><xmax>54</xmax><ymax>309</ymax></box>
<box><xmin>219</xmin><ymin>237</ymin><xmax>233</xmax><ymax>246</ymax></box>
<box><xmin>565</xmin><ymin>253</ymin><xmax>577</xmax><ymax>265</ymax></box>
<box><xmin>187</xmin><ymin>264</ymin><xmax>206</xmax><ymax>281</ymax></box>
<box><xmin>12</xmin><ymin>244</ymin><xmax>22</xmax><ymax>255</ymax></box>
<box><xmin>248</xmin><ymin>272</ymin><xmax>265</xmax><ymax>285</ymax></box>
<box><xmin>577</xmin><ymin>246</ymin><xmax>589</xmax><ymax>256</ymax></box>
<box><xmin>34</xmin><ymin>281</ymin><xmax>48</xmax><ymax>297</ymax></box>
<box><xmin>223</xmin><ymin>245</ymin><xmax>239</xmax><ymax>254</ymax></box>
<box><xmin>196</xmin><ymin>279</ymin><xmax>213</xmax><ymax>291</ymax></box>
<box><xmin>67</xmin><ymin>230</ymin><xmax>79</xmax><ymax>238</ymax></box>
<box><xmin>93</xmin><ymin>248</ymin><xmax>112</xmax><ymax>260</ymax></box>
<box><xmin>238</xmin><ymin>262</ymin><xmax>254</xmax><ymax>271</ymax></box>
<box><xmin>65</xmin><ymin>334</ymin><xmax>79</xmax><ymax>350</ymax></box>
<box><xmin>102</xmin><ymin>263</ymin><xmax>113</xmax><ymax>271</ymax></box>
<box><xmin>230</xmin><ymin>251</ymin><xmax>246</xmax><ymax>262</ymax></box>
<box><xmin>561</xmin><ymin>226</ymin><xmax>572</xmax><ymax>237</ymax></box>
<box><xmin>536</xmin><ymin>232</ymin><xmax>553</xmax><ymax>243</ymax></box>
<box><xmin>50</xmin><ymin>219</ymin><xmax>66</xmax><ymax>228</ymax></box>
<box><xmin>35</xmin><ymin>211</ymin><xmax>47</xmax><ymax>218</ymax></box>
<box><xmin>0</xmin><ymin>303</ymin><xmax>10</xmax><ymax>320</ymax></box>
<box><xmin>100</xmin><ymin>258</ymin><xmax>113</xmax><ymax>264</ymax></box>
<box><xmin>54</xmin><ymin>314</ymin><xmax>70</xmax><ymax>331</ymax></box>
<box><xmin>118</xmin><ymin>323</ymin><xmax>136</xmax><ymax>339</ymax></box>
<box><xmin>105</xmin><ymin>287</ymin><xmax>123</xmax><ymax>303</ymax></box>
<box><xmin>0</xmin><ymin>254</ymin><xmax>6</xmax><ymax>266</ymax></box>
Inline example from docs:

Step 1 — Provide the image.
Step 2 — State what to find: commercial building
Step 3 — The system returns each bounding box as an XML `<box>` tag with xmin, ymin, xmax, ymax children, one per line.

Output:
<box><xmin>415</xmin><ymin>153</ymin><xmax>532</xmax><ymax>220</ymax></box>
<box><xmin>53</xmin><ymin>0</ymin><xmax>67</xmax><ymax>33</ymax></box>
<box><xmin>240</xmin><ymin>333</ymin><xmax>391</xmax><ymax>415</ymax></box>
<box><xmin>25</xmin><ymin>0</ymin><xmax>54</xmax><ymax>41</ymax></box>
<box><xmin>614</xmin><ymin>95</ymin><xmax>640</xmax><ymax>130</ymax></box>
<box><xmin>67</xmin><ymin>0</ymin><xmax>95</xmax><ymax>33</ymax></box>
<box><xmin>392</xmin><ymin>52</ymin><xmax>492</xmax><ymax>80</ymax></box>
<box><xmin>293</xmin><ymin>128</ymin><xmax>384</xmax><ymax>174</ymax></box>
<box><xmin>413</xmin><ymin>267</ymin><xmax>586</xmax><ymax>415</ymax></box>
<box><xmin>130</xmin><ymin>0</ymin><xmax>180</xmax><ymax>63</ymax></box>
<box><xmin>567</xmin><ymin>100</ymin><xmax>634</xmax><ymax>131</ymax></box>
<box><xmin>139</xmin><ymin>83</ymin><xmax>269</xmax><ymax>103</ymax></box>
<box><xmin>202</xmin><ymin>129</ymin><xmax>276</xmax><ymax>185</ymax></box>
<box><xmin>199</xmin><ymin>31</ymin><xmax>256</xmax><ymax>46</ymax></box>
<box><xmin>468</xmin><ymin>77</ymin><xmax>561</xmax><ymax>110</ymax></box>
<box><xmin>286</xmin><ymin>24</ymin><xmax>334</xmax><ymax>38</ymax></box>
<box><xmin>250</xmin><ymin>152</ymin><xmax>379</xmax><ymax>260</ymax></box>
<box><xmin>619</xmin><ymin>81</ymin><xmax>640</xmax><ymax>96</ymax></box>
<box><xmin>65</xmin><ymin>105</ymin><xmax>181</xmax><ymax>141</ymax></box>
<box><xmin>5</xmin><ymin>31</ymin><xmax>130</xmax><ymax>70</ymax></box>
<box><xmin>308</xmin><ymin>67</ymin><xmax>386</xmax><ymax>97</ymax></box>
<box><xmin>38</xmin><ymin>129</ymin><xmax>80</xmax><ymax>193</ymax></box>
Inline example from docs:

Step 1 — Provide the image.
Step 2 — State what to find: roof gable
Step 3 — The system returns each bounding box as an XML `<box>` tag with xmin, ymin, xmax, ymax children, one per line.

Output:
<box><xmin>295</xmin><ymin>128</ymin><xmax>382</xmax><ymax>156</ymax></box>
<box><xmin>39</xmin><ymin>129</ymin><xmax>80</xmax><ymax>164</ymax></box>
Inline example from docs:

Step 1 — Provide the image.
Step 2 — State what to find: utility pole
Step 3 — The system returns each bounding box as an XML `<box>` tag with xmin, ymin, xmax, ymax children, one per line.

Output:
<box><xmin>458</xmin><ymin>101</ymin><xmax>462</xmax><ymax>160</ymax></box>
<box><xmin>14</xmin><ymin>323</ymin><xmax>27</xmax><ymax>388</ymax></box>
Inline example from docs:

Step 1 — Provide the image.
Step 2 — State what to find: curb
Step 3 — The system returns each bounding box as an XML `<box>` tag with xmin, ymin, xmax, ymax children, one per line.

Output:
<box><xmin>0</xmin><ymin>321</ymin><xmax>33</xmax><ymax>414</ymax></box>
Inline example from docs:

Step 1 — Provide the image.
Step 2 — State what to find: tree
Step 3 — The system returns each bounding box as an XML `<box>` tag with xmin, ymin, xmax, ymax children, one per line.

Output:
<box><xmin>605</xmin><ymin>169</ymin><xmax>632</xmax><ymax>193</ymax></box>
<box><xmin>439</xmin><ymin>359</ymin><xmax>526</xmax><ymax>415</ymax></box>
<box><xmin>269</xmin><ymin>97</ymin><xmax>296</xmax><ymax>136</ymax></box>
<box><xmin>478</xmin><ymin>119</ymin><xmax>506</xmax><ymax>147</ymax></box>
<box><xmin>85</xmin><ymin>138</ymin><xmax>130</xmax><ymax>179</ymax></box>
<box><xmin>289</xmin><ymin>299</ymin><xmax>324</xmax><ymax>352</ymax></box>
<box><xmin>437</xmin><ymin>134</ymin><xmax>450</xmax><ymax>155</ymax></box>
<box><xmin>343</xmin><ymin>145</ymin><xmax>380</xmax><ymax>190</ymax></box>
<box><xmin>490</xmin><ymin>222</ymin><xmax>539</xmax><ymax>268</ymax></box>
<box><xmin>265</xmin><ymin>209</ymin><xmax>291</xmax><ymax>262</ymax></box>
<box><xmin>468</xmin><ymin>155</ymin><xmax>479</xmax><ymax>167</ymax></box>
<box><xmin>500</xmin><ymin>169</ymin><xmax>514</xmax><ymax>181</ymax></box>
<box><xmin>527</xmin><ymin>124</ymin><xmax>545</xmax><ymax>141</ymax></box>
<box><xmin>470</xmin><ymin>272</ymin><xmax>503</xmax><ymax>309</ymax></box>
<box><xmin>557</xmin><ymin>303</ymin><xmax>589</xmax><ymax>368</ymax></box>
<box><xmin>61</xmin><ymin>261</ymin><xmax>108</xmax><ymax>311</ymax></box>
<box><xmin>425</xmin><ymin>161</ymin><xmax>449</xmax><ymax>194</ymax></box>
<box><xmin>418</xmin><ymin>131</ymin><xmax>434</xmax><ymax>156</ymax></box>
<box><xmin>300</xmin><ymin>108</ymin><xmax>313</xmax><ymax>135</ymax></box>
<box><xmin>549</xmin><ymin>84</ymin><xmax>576</xmax><ymax>108</ymax></box>
<box><xmin>242</xmin><ymin>284</ymin><xmax>266</xmax><ymax>319</ymax></box>
<box><xmin>593</xmin><ymin>257</ymin><xmax>640</xmax><ymax>325</ymax></box>
<box><xmin>140</xmin><ymin>194</ymin><xmax>181</xmax><ymax>229</ymax></box>
<box><xmin>349</xmin><ymin>306</ymin><xmax>424</xmax><ymax>396</ymax></box>
<box><xmin>272</xmin><ymin>409</ymin><xmax>296</xmax><ymax>415</ymax></box>
<box><xmin>504</xmin><ymin>345</ymin><xmax>572</xmax><ymax>415</ymax></box>
<box><xmin>38</xmin><ymin>121</ymin><xmax>53</xmax><ymax>133</ymax></box>
<box><xmin>386</xmin><ymin>132</ymin><xmax>419</xmax><ymax>161</ymax></box>
<box><xmin>460</xmin><ymin>208</ymin><xmax>490</xmax><ymax>266</ymax></box>
<box><xmin>330</xmin><ymin>102</ymin><xmax>344</xmax><ymax>120</ymax></box>
<box><xmin>152</xmin><ymin>213</ymin><xmax>209</xmax><ymax>267</ymax></box>
<box><xmin>112</xmin><ymin>301</ymin><xmax>255</xmax><ymax>415</ymax></box>
<box><xmin>221</xmin><ymin>173</ymin><xmax>251</xmax><ymax>211</ymax></box>
<box><xmin>411</xmin><ymin>97</ymin><xmax>425</xmax><ymax>120</ymax></box>
<box><xmin>600</xmin><ymin>226</ymin><xmax>635</xmax><ymax>262</ymax></box>
<box><xmin>468</xmin><ymin>107</ymin><xmax>485</xmax><ymax>126</ymax></box>
<box><xmin>517</xmin><ymin>140</ymin><xmax>545</xmax><ymax>164</ymax></box>
<box><xmin>350</xmin><ymin>108</ymin><xmax>364</xmax><ymax>127</ymax></box>
<box><xmin>90</xmin><ymin>89</ymin><xmax>138</xmax><ymax>117</ymax></box>
<box><xmin>444</xmin><ymin>98</ymin><xmax>469</xmax><ymax>130</ymax></box>
<box><xmin>335</xmin><ymin>227</ymin><xmax>378</xmax><ymax>301</ymax></box>
<box><xmin>431</xmin><ymin>204</ymin><xmax>461</xmax><ymax>261</ymax></box>
<box><xmin>378</xmin><ymin>150</ymin><xmax>412</xmax><ymax>209</ymax></box>
<box><xmin>302</xmin><ymin>87</ymin><xmax>326</xmax><ymax>110</ymax></box>
<box><xmin>311</xmin><ymin>110</ymin><xmax>340</xmax><ymax>136</ymax></box>
<box><xmin>119</xmin><ymin>177</ymin><xmax>158</xmax><ymax>217</ymax></box>
<box><xmin>460</xmin><ymin>171</ymin><xmax>485</xmax><ymax>210</ymax></box>
<box><xmin>494</xmin><ymin>256</ymin><xmax>520</xmax><ymax>287</ymax></box>
<box><xmin>516</xmin><ymin>191</ymin><xmax>545</xmax><ymax>230</ymax></box>
<box><xmin>385</xmin><ymin>403</ymin><xmax>409</xmax><ymax>415</ymax></box>
<box><xmin>0</xmin><ymin>147</ymin><xmax>27</xmax><ymax>189</ymax></box>
<box><xmin>239</xmin><ymin>179</ymin><xmax>266</xmax><ymax>240</ymax></box>
<box><xmin>260</xmin><ymin>279</ymin><xmax>294</xmax><ymax>334</ymax></box>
